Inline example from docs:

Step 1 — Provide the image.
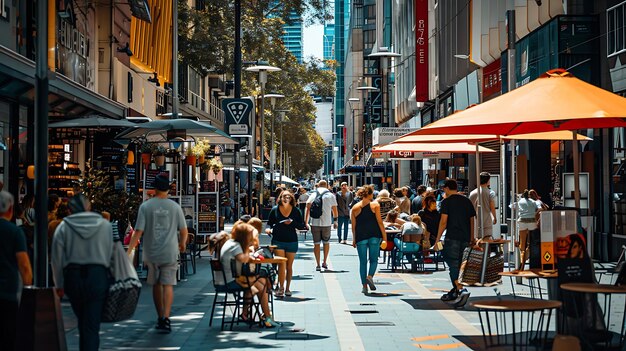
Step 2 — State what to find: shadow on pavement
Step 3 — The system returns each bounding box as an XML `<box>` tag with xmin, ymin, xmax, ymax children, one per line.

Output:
<box><xmin>261</xmin><ymin>331</ymin><xmax>330</xmax><ymax>341</ymax></box>
<box><xmin>291</xmin><ymin>274</ymin><xmax>313</xmax><ymax>280</ymax></box>
<box><xmin>449</xmin><ymin>335</ymin><xmax>485</xmax><ymax>350</ymax></box>
<box><xmin>365</xmin><ymin>292</ymin><xmax>404</xmax><ymax>297</ymax></box>
<box><xmin>275</xmin><ymin>296</ymin><xmax>316</xmax><ymax>303</ymax></box>
<box><xmin>401</xmin><ymin>295</ymin><xmax>524</xmax><ymax>311</ymax></box>
<box><xmin>320</xmin><ymin>269</ymin><xmax>349</xmax><ymax>274</ymax></box>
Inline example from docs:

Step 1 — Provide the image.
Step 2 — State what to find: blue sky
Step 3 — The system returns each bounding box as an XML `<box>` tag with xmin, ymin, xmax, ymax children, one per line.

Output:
<box><xmin>303</xmin><ymin>23</ymin><xmax>324</xmax><ymax>60</ymax></box>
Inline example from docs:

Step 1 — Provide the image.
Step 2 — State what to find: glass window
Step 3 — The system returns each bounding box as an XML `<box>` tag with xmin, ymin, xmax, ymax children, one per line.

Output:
<box><xmin>618</xmin><ymin>6</ymin><xmax>624</xmax><ymax>53</ymax></box>
<box><xmin>609</xmin><ymin>7</ymin><xmax>616</xmax><ymax>55</ymax></box>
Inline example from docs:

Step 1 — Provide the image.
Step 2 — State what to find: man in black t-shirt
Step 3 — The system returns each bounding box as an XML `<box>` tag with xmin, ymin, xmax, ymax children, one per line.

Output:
<box><xmin>435</xmin><ymin>179</ymin><xmax>476</xmax><ymax>308</ymax></box>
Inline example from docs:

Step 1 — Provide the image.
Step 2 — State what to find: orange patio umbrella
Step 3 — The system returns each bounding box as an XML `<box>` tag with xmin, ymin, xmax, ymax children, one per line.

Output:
<box><xmin>412</xmin><ymin>69</ymin><xmax>620</xmax><ymax>226</ymax></box>
<box><xmin>412</xmin><ymin>69</ymin><xmax>626</xmax><ymax>137</ymax></box>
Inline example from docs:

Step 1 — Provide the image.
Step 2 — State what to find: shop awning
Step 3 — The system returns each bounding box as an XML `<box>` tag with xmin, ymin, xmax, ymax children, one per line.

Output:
<box><xmin>0</xmin><ymin>45</ymin><xmax>127</xmax><ymax>119</ymax></box>
<box><xmin>115</xmin><ymin>118</ymin><xmax>239</xmax><ymax>145</ymax></box>
<box><xmin>264</xmin><ymin>172</ymin><xmax>299</xmax><ymax>185</ymax></box>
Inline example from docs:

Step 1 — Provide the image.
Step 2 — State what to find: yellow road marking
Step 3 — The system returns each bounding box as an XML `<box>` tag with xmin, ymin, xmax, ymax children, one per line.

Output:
<box><xmin>411</xmin><ymin>335</ymin><xmax>449</xmax><ymax>342</ymax></box>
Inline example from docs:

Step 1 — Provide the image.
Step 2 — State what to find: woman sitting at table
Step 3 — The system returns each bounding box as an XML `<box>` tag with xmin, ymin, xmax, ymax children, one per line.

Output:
<box><xmin>384</xmin><ymin>210</ymin><xmax>406</xmax><ymax>228</ymax></box>
<box><xmin>375</xmin><ymin>190</ymin><xmax>397</xmax><ymax>221</ymax></box>
<box><xmin>266</xmin><ymin>190</ymin><xmax>308</xmax><ymax>298</ymax></box>
<box><xmin>220</xmin><ymin>223</ymin><xmax>279</xmax><ymax>327</ymax></box>
<box><xmin>418</xmin><ymin>196</ymin><xmax>440</xmax><ymax>246</ymax></box>
<box><xmin>394</xmin><ymin>214</ymin><xmax>425</xmax><ymax>264</ymax></box>
<box><xmin>351</xmin><ymin>185</ymin><xmax>388</xmax><ymax>294</ymax></box>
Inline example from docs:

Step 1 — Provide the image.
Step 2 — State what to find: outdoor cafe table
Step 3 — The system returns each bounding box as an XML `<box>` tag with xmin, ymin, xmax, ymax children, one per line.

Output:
<box><xmin>471</xmin><ymin>299</ymin><xmax>562</xmax><ymax>350</ymax></box>
<box><xmin>499</xmin><ymin>269</ymin><xmax>558</xmax><ymax>299</ymax></box>
<box><xmin>560</xmin><ymin>282</ymin><xmax>626</xmax><ymax>350</ymax></box>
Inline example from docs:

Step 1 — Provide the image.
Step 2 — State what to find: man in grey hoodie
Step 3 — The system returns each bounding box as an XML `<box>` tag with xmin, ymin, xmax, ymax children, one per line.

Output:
<box><xmin>51</xmin><ymin>194</ymin><xmax>113</xmax><ymax>351</ymax></box>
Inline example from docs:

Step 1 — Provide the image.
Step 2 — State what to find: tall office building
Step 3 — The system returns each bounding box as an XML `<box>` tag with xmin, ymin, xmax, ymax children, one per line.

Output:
<box><xmin>323</xmin><ymin>23</ymin><xmax>335</xmax><ymax>67</ymax></box>
<box><xmin>283</xmin><ymin>11</ymin><xmax>304</xmax><ymax>63</ymax></box>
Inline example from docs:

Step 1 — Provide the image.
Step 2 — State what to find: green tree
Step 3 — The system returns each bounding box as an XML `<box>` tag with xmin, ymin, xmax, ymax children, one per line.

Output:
<box><xmin>178</xmin><ymin>0</ymin><xmax>335</xmax><ymax>177</ymax></box>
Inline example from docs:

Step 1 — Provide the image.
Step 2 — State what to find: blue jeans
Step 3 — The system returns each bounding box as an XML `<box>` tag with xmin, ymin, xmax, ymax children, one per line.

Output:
<box><xmin>442</xmin><ymin>239</ymin><xmax>468</xmax><ymax>288</ymax></box>
<box><xmin>64</xmin><ymin>264</ymin><xmax>109</xmax><ymax>351</ymax></box>
<box><xmin>337</xmin><ymin>216</ymin><xmax>350</xmax><ymax>241</ymax></box>
<box><xmin>356</xmin><ymin>237</ymin><xmax>381</xmax><ymax>284</ymax></box>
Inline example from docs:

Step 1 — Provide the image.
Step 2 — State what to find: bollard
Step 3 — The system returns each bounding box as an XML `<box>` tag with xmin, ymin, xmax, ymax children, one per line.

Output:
<box><xmin>15</xmin><ymin>286</ymin><xmax>67</xmax><ymax>351</ymax></box>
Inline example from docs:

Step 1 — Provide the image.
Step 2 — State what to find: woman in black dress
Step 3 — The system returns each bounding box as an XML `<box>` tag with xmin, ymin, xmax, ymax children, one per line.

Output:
<box><xmin>418</xmin><ymin>196</ymin><xmax>440</xmax><ymax>246</ymax></box>
<box><xmin>266</xmin><ymin>190</ymin><xmax>308</xmax><ymax>297</ymax></box>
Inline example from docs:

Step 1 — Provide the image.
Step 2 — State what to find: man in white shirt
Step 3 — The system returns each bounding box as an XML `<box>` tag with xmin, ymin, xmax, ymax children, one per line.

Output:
<box><xmin>305</xmin><ymin>180</ymin><xmax>338</xmax><ymax>271</ymax></box>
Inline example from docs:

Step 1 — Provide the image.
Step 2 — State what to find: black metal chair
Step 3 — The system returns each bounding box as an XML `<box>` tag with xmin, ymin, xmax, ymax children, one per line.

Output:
<box><xmin>208</xmin><ymin>259</ymin><xmax>248</xmax><ymax>330</ymax></box>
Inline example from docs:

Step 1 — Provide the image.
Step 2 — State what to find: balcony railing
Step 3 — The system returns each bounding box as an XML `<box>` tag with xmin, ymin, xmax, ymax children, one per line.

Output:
<box><xmin>188</xmin><ymin>90</ymin><xmax>224</xmax><ymax>123</ymax></box>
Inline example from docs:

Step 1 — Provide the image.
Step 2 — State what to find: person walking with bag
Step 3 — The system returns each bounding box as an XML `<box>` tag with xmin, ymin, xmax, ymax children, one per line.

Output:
<box><xmin>266</xmin><ymin>190</ymin><xmax>307</xmax><ymax>297</ymax></box>
<box><xmin>351</xmin><ymin>185</ymin><xmax>388</xmax><ymax>294</ymax></box>
<box><xmin>51</xmin><ymin>194</ymin><xmax>114</xmax><ymax>351</ymax></box>
<box><xmin>305</xmin><ymin>180</ymin><xmax>338</xmax><ymax>271</ymax></box>
<box><xmin>126</xmin><ymin>173</ymin><xmax>188</xmax><ymax>333</ymax></box>
<box><xmin>434</xmin><ymin>179</ymin><xmax>477</xmax><ymax>308</ymax></box>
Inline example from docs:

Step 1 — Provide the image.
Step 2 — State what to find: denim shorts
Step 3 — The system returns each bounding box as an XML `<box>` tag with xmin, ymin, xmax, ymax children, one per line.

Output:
<box><xmin>271</xmin><ymin>239</ymin><xmax>299</xmax><ymax>253</ymax></box>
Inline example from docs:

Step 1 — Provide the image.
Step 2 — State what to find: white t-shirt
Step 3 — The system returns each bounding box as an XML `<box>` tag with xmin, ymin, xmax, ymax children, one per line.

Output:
<box><xmin>298</xmin><ymin>192</ymin><xmax>309</xmax><ymax>204</ymax></box>
<box><xmin>306</xmin><ymin>188</ymin><xmax>338</xmax><ymax>227</ymax></box>
<box><xmin>217</xmin><ymin>239</ymin><xmax>243</xmax><ymax>285</ymax></box>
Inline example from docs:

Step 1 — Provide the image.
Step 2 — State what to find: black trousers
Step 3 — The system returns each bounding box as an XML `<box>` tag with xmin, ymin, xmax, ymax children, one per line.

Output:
<box><xmin>64</xmin><ymin>264</ymin><xmax>109</xmax><ymax>351</ymax></box>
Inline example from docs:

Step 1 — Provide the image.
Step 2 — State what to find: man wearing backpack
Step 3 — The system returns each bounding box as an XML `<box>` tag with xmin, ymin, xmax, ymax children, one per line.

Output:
<box><xmin>305</xmin><ymin>180</ymin><xmax>338</xmax><ymax>271</ymax></box>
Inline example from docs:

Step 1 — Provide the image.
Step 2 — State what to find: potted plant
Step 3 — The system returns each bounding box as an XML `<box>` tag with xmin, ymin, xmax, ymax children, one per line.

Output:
<box><xmin>140</xmin><ymin>144</ymin><xmax>154</xmax><ymax>168</ymax></box>
<box><xmin>154</xmin><ymin>145</ymin><xmax>166</xmax><ymax>167</ymax></box>
<box><xmin>185</xmin><ymin>146</ymin><xmax>197</xmax><ymax>166</ymax></box>
<box><xmin>208</xmin><ymin>157</ymin><xmax>223</xmax><ymax>175</ymax></box>
<box><xmin>192</xmin><ymin>139</ymin><xmax>211</xmax><ymax>164</ymax></box>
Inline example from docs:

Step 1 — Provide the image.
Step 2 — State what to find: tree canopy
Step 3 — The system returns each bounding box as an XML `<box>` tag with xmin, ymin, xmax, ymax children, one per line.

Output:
<box><xmin>178</xmin><ymin>0</ymin><xmax>335</xmax><ymax>177</ymax></box>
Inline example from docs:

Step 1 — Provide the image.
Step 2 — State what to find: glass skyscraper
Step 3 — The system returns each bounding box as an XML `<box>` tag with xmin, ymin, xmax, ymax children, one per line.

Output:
<box><xmin>283</xmin><ymin>11</ymin><xmax>304</xmax><ymax>63</ymax></box>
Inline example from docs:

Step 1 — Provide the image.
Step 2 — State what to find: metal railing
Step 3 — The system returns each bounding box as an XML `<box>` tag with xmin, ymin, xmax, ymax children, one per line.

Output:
<box><xmin>187</xmin><ymin>90</ymin><xmax>224</xmax><ymax>123</ymax></box>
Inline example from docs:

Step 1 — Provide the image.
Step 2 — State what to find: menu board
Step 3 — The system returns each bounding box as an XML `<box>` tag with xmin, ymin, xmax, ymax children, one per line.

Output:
<box><xmin>145</xmin><ymin>169</ymin><xmax>169</xmax><ymax>190</ymax></box>
<box><xmin>126</xmin><ymin>166</ymin><xmax>136</xmax><ymax>193</ymax></box>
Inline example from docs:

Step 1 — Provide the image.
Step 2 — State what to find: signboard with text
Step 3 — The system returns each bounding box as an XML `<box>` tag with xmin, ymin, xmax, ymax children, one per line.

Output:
<box><xmin>415</xmin><ymin>0</ymin><xmax>428</xmax><ymax>102</ymax></box>
<box><xmin>389</xmin><ymin>151</ymin><xmax>451</xmax><ymax>160</ymax></box>
<box><xmin>372</xmin><ymin>127</ymin><xmax>419</xmax><ymax>146</ymax></box>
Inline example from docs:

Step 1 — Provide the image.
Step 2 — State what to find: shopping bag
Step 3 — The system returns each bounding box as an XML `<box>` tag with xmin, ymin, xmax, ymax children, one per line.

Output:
<box><xmin>458</xmin><ymin>246</ymin><xmax>504</xmax><ymax>286</ymax></box>
<box><xmin>458</xmin><ymin>247</ymin><xmax>483</xmax><ymax>285</ymax></box>
<box><xmin>102</xmin><ymin>241</ymin><xmax>142</xmax><ymax>322</ymax></box>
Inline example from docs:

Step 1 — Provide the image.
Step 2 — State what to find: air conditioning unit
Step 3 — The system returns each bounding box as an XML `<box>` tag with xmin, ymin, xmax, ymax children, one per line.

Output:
<box><xmin>540</xmin><ymin>210</ymin><xmax>579</xmax><ymax>270</ymax></box>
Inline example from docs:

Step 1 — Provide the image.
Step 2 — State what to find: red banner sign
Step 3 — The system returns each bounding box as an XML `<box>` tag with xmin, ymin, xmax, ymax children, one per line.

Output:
<box><xmin>415</xmin><ymin>0</ymin><xmax>428</xmax><ymax>102</ymax></box>
<box><xmin>482</xmin><ymin>58</ymin><xmax>502</xmax><ymax>100</ymax></box>
<box><xmin>390</xmin><ymin>151</ymin><xmax>415</xmax><ymax>159</ymax></box>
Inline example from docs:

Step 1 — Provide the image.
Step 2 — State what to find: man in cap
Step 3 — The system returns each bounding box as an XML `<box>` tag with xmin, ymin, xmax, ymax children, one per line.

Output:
<box><xmin>127</xmin><ymin>173</ymin><xmax>188</xmax><ymax>333</ymax></box>
<box><xmin>0</xmin><ymin>191</ymin><xmax>32</xmax><ymax>350</ymax></box>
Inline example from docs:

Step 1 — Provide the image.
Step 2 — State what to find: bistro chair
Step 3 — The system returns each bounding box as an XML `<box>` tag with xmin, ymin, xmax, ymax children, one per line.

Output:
<box><xmin>208</xmin><ymin>259</ymin><xmax>259</xmax><ymax>330</ymax></box>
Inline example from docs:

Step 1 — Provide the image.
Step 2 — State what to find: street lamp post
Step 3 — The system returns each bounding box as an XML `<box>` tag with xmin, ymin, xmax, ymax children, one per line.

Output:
<box><xmin>347</xmin><ymin>98</ymin><xmax>360</xmax><ymax>165</ymax></box>
<box><xmin>368</xmin><ymin>47</ymin><xmax>401</xmax><ymax>127</ymax></box>
<box><xmin>276</xmin><ymin>110</ymin><xmax>289</xmax><ymax>186</ymax></box>
<box><xmin>246</xmin><ymin>62</ymin><xmax>281</xmax><ymax>214</ymax></box>
<box><xmin>336</xmin><ymin>123</ymin><xmax>344</xmax><ymax>174</ymax></box>
<box><xmin>356</xmin><ymin>84</ymin><xmax>379</xmax><ymax>185</ymax></box>
<box><xmin>264</xmin><ymin>94</ymin><xmax>284</xmax><ymax>189</ymax></box>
